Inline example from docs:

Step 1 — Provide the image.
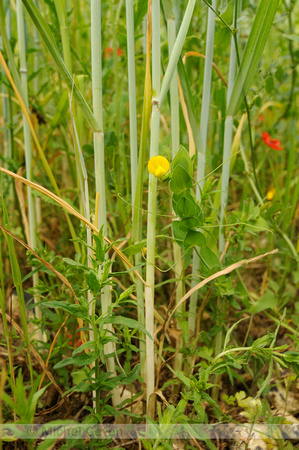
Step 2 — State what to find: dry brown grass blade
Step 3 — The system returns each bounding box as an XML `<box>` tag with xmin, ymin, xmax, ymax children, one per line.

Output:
<box><xmin>38</xmin><ymin>315</ymin><xmax>69</xmax><ymax>391</ymax></box>
<box><xmin>166</xmin><ymin>249</ymin><xmax>279</xmax><ymax>328</ymax></box>
<box><xmin>0</xmin><ymin>225</ymin><xmax>87</xmax><ymax>349</ymax></box>
<box><xmin>0</xmin><ymin>167</ymin><xmax>148</xmax><ymax>286</ymax></box>
<box><xmin>183</xmin><ymin>51</ymin><xmax>228</xmax><ymax>87</ymax></box>
<box><xmin>15</xmin><ymin>167</ymin><xmax>31</xmax><ymax>246</ymax></box>
<box><xmin>178</xmin><ymin>76</ymin><xmax>196</xmax><ymax>157</ymax></box>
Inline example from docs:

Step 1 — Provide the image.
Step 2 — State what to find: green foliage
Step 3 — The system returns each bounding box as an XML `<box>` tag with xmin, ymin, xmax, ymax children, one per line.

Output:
<box><xmin>2</xmin><ymin>372</ymin><xmax>48</xmax><ymax>424</ymax></box>
<box><xmin>227</xmin><ymin>0</ymin><xmax>280</xmax><ymax>115</ymax></box>
<box><xmin>167</xmin><ymin>146</ymin><xmax>208</xmax><ymax>251</ymax></box>
<box><xmin>0</xmin><ymin>0</ymin><xmax>298</xmax><ymax>445</ymax></box>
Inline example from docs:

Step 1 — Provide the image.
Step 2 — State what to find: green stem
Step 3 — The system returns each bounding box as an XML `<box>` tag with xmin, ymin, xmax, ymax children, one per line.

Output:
<box><xmin>126</xmin><ymin>0</ymin><xmax>138</xmax><ymax>206</ymax></box>
<box><xmin>145</xmin><ymin>0</ymin><xmax>161</xmax><ymax>418</ymax></box>
<box><xmin>54</xmin><ymin>0</ymin><xmax>72</xmax><ymax>73</ymax></box>
<box><xmin>132</xmin><ymin>9</ymin><xmax>152</xmax><ymax>381</ymax></box>
<box><xmin>165</xmin><ymin>0</ymin><xmax>184</xmax><ymax>373</ymax></box>
<box><xmin>189</xmin><ymin>0</ymin><xmax>216</xmax><ymax>339</ymax></box>
<box><xmin>91</xmin><ymin>0</ymin><xmax>120</xmax><ymax>410</ymax></box>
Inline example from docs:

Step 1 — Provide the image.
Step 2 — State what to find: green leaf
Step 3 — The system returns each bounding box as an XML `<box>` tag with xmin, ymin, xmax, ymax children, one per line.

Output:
<box><xmin>170</xmin><ymin>165</ymin><xmax>193</xmax><ymax>194</ymax></box>
<box><xmin>282</xmin><ymin>34</ymin><xmax>299</xmax><ymax>44</ymax></box>
<box><xmin>172</xmin><ymin>146</ymin><xmax>193</xmax><ymax>176</ymax></box>
<box><xmin>173</xmin><ymin>191</ymin><xmax>201</xmax><ymax>218</ymax></box>
<box><xmin>93</xmin><ymin>232</ymin><xmax>106</xmax><ymax>263</ymax></box>
<box><xmin>50</xmin><ymin>90</ymin><xmax>69</xmax><ymax>128</ymax></box>
<box><xmin>134</xmin><ymin>0</ymin><xmax>148</xmax><ymax>29</ymax></box>
<box><xmin>63</xmin><ymin>258</ymin><xmax>87</xmax><ymax>270</ymax></box>
<box><xmin>223</xmin><ymin>317</ymin><xmax>249</xmax><ymax>351</ymax></box>
<box><xmin>42</xmin><ymin>301</ymin><xmax>88</xmax><ymax>321</ymax></box>
<box><xmin>179</xmin><ymin>320</ymin><xmax>189</xmax><ymax>344</ymax></box>
<box><xmin>120</xmin><ymin>363</ymin><xmax>141</xmax><ymax>384</ymax></box>
<box><xmin>105</xmin><ymin>316</ymin><xmax>152</xmax><ymax>339</ymax></box>
<box><xmin>200</xmin><ymin>246</ymin><xmax>220</xmax><ymax>270</ymax></box>
<box><xmin>72</xmin><ymin>369</ymin><xmax>89</xmax><ymax>386</ymax></box>
<box><xmin>184</xmin><ymin>230</ymin><xmax>206</xmax><ymax>248</ymax></box>
<box><xmin>179</xmin><ymin>216</ymin><xmax>202</xmax><ymax>232</ymax></box>
<box><xmin>172</xmin><ymin>220</ymin><xmax>187</xmax><ymax>249</ymax></box>
<box><xmin>245</xmin><ymin>216</ymin><xmax>270</xmax><ymax>233</ymax></box>
<box><xmin>86</xmin><ymin>270</ymin><xmax>102</xmax><ymax>293</ymax></box>
<box><xmin>54</xmin><ymin>350</ymin><xmax>101</xmax><ymax>369</ymax></box>
<box><xmin>249</xmin><ymin>291</ymin><xmax>278</xmax><ymax>314</ymax></box>
<box><xmin>227</xmin><ymin>0</ymin><xmax>280</xmax><ymax>115</ymax></box>
<box><xmin>122</xmin><ymin>240</ymin><xmax>146</xmax><ymax>256</ymax></box>
<box><xmin>118</xmin><ymin>285</ymin><xmax>135</xmax><ymax>303</ymax></box>
<box><xmin>175</xmin><ymin>370</ymin><xmax>192</xmax><ymax>389</ymax></box>
<box><xmin>177</xmin><ymin>59</ymin><xmax>201</xmax><ymax>154</ymax></box>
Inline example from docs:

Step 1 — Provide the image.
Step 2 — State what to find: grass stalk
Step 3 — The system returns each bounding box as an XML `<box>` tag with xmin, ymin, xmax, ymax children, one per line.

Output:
<box><xmin>33</xmin><ymin>0</ymin><xmax>39</xmax><ymax>94</ymax></box>
<box><xmin>0</xmin><ymin>46</ymin><xmax>81</xmax><ymax>254</ymax></box>
<box><xmin>159</xmin><ymin>0</ymin><xmax>196</xmax><ymax>109</ymax></box>
<box><xmin>54</xmin><ymin>0</ymin><xmax>73</xmax><ymax>181</ymax></box>
<box><xmin>1</xmin><ymin>198</ymin><xmax>33</xmax><ymax>385</ymax></box>
<box><xmin>0</xmin><ymin>232</ymin><xmax>15</xmax><ymax>390</ymax></box>
<box><xmin>212</xmin><ymin>0</ymin><xmax>242</xmax><ymax>402</ymax></box>
<box><xmin>145</xmin><ymin>0</ymin><xmax>161</xmax><ymax>418</ymax></box>
<box><xmin>196</xmin><ymin>0</ymin><xmax>216</xmax><ymax>193</ymax></box>
<box><xmin>283</xmin><ymin>119</ymin><xmax>297</xmax><ymax>229</ymax></box>
<box><xmin>189</xmin><ymin>0</ymin><xmax>216</xmax><ymax>336</ymax></box>
<box><xmin>90</xmin><ymin>0</ymin><xmax>120</xmax><ymax>409</ymax></box>
<box><xmin>54</xmin><ymin>0</ymin><xmax>72</xmax><ymax>73</ymax></box>
<box><xmin>0</xmin><ymin>7</ymin><xmax>12</xmax><ymax>168</ymax></box>
<box><xmin>165</xmin><ymin>0</ymin><xmax>184</xmax><ymax>373</ymax></box>
<box><xmin>145</xmin><ymin>0</ymin><xmax>197</xmax><ymax>409</ymax></box>
<box><xmin>126</xmin><ymin>0</ymin><xmax>138</xmax><ymax>206</ymax></box>
<box><xmin>21</xmin><ymin>0</ymin><xmax>100</xmax><ymax>131</ymax></box>
<box><xmin>16</xmin><ymin>0</ymin><xmax>44</xmax><ymax>341</ymax></box>
<box><xmin>132</xmin><ymin>1</ymin><xmax>152</xmax><ymax>381</ymax></box>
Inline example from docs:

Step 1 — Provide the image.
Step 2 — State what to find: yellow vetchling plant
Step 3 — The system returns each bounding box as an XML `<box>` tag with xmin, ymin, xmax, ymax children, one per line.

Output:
<box><xmin>148</xmin><ymin>155</ymin><xmax>170</xmax><ymax>179</ymax></box>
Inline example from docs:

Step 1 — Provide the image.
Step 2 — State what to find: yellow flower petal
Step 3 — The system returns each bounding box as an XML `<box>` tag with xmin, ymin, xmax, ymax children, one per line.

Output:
<box><xmin>266</xmin><ymin>188</ymin><xmax>276</xmax><ymax>201</ymax></box>
<box><xmin>148</xmin><ymin>156</ymin><xmax>170</xmax><ymax>178</ymax></box>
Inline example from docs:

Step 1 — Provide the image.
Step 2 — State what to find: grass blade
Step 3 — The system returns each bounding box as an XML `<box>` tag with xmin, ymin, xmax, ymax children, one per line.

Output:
<box><xmin>21</xmin><ymin>0</ymin><xmax>100</xmax><ymax>131</ymax></box>
<box><xmin>227</xmin><ymin>0</ymin><xmax>280</xmax><ymax>115</ymax></box>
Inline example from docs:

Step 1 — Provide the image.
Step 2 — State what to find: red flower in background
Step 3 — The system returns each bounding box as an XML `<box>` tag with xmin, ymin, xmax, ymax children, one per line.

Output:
<box><xmin>68</xmin><ymin>327</ymin><xmax>82</xmax><ymax>348</ymax></box>
<box><xmin>104</xmin><ymin>47</ymin><xmax>124</xmax><ymax>59</ymax></box>
<box><xmin>104</xmin><ymin>46</ymin><xmax>113</xmax><ymax>58</ymax></box>
<box><xmin>262</xmin><ymin>132</ymin><xmax>282</xmax><ymax>151</ymax></box>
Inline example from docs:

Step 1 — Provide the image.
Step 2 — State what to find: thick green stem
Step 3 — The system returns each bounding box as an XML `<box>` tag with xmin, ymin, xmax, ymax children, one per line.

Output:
<box><xmin>213</xmin><ymin>0</ymin><xmax>242</xmax><ymax>402</ymax></box>
<box><xmin>189</xmin><ymin>0</ymin><xmax>216</xmax><ymax>337</ymax></box>
<box><xmin>166</xmin><ymin>3</ymin><xmax>184</xmax><ymax>373</ymax></box>
<box><xmin>132</xmin><ymin>8</ymin><xmax>152</xmax><ymax>381</ymax></box>
<box><xmin>54</xmin><ymin>0</ymin><xmax>72</xmax><ymax>73</ymax></box>
<box><xmin>16</xmin><ymin>0</ymin><xmax>45</xmax><ymax>342</ymax></box>
<box><xmin>91</xmin><ymin>0</ymin><xmax>120</xmax><ymax>409</ymax></box>
<box><xmin>126</xmin><ymin>0</ymin><xmax>138</xmax><ymax>205</ymax></box>
<box><xmin>145</xmin><ymin>0</ymin><xmax>161</xmax><ymax>417</ymax></box>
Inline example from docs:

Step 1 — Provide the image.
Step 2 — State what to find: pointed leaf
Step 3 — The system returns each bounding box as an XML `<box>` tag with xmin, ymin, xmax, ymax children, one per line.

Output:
<box><xmin>227</xmin><ymin>0</ymin><xmax>280</xmax><ymax>115</ymax></box>
<box><xmin>21</xmin><ymin>0</ymin><xmax>100</xmax><ymax>131</ymax></box>
<box><xmin>184</xmin><ymin>230</ymin><xmax>206</xmax><ymax>248</ymax></box>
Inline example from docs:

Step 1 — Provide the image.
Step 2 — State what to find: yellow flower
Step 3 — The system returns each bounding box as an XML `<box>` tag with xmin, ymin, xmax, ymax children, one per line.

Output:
<box><xmin>148</xmin><ymin>156</ymin><xmax>170</xmax><ymax>179</ymax></box>
<box><xmin>266</xmin><ymin>188</ymin><xmax>276</xmax><ymax>201</ymax></box>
